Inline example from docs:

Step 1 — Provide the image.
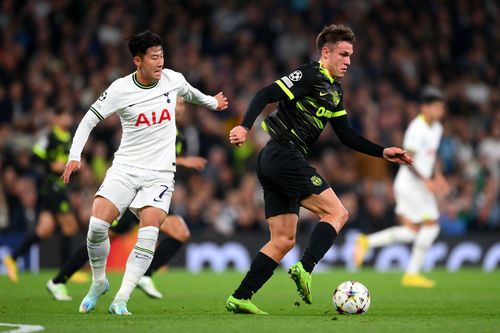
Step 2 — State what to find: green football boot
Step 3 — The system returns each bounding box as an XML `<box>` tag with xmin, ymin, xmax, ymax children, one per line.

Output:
<box><xmin>288</xmin><ymin>262</ymin><xmax>312</xmax><ymax>304</ymax></box>
<box><xmin>226</xmin><ymin>295</ymin><xmax>268</xmax><ymax>315</ymax></box>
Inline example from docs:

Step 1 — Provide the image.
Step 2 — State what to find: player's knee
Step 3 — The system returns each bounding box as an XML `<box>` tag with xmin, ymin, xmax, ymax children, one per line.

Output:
<box><xmin>324</xmin><ymin>206</ymin><xmax>349</xmax><ymax>227</ymax></box>
<box><xmin>178</xmin><ymin>227</ymin><xmax>190</xmax><ymax>243</ymax></box>
<box><xmin>36</xmin><ymin>224</ymin><xmax>55</xmax><ymax>239</ymax></box>
<box><xmin>272</xmin><ymin>235</ymin><xmax>295</xmax><ymax>253</ymax></box>
<box><xmin>87</xmin><ymin>216</ymin><xmax>110</xmax><ymax>242</ymax></box>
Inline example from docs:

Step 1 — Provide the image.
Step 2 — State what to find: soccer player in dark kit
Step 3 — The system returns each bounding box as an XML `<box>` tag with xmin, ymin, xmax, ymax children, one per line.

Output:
<box><xmin>227</xmin><ymin>24</ymin><xmax>412</xmax><ymax>314</ymax></box>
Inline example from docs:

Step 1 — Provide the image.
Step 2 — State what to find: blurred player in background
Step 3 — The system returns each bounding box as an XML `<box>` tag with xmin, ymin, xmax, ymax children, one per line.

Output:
<box><xmin>354</xmin><ymin>87</ymin><xmax>448</xmax><ymax>288</ymax></box>
<box><xmin>62</xmin><ymin>31</ymin><xmax>227</xmax><ymax>315</ymax></box>
<box><xmin>227</xmin><ymin>24</ymin><xmax>412</xmax><ymax>314</ymax></box>
<box><xmin>3</xmin><ymin>108</ymin><xmax>81</xmax><ymax>283</ymax></box>
<box><xmin>47</xmin><ymin>97</ymin><xmax>205</xmax><ymax>301</ymax></box>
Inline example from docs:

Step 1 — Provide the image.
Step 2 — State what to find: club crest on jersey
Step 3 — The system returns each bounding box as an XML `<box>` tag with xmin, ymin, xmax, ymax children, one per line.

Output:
<box><xmin>311</xmin><ymin>175</ymin><xmax>323</xmax><ymax>186</ymax></box>
<box><xmin>135</xmin><ymin>109</ymin><xmax>171</xmax><ymax>127</ymax></box>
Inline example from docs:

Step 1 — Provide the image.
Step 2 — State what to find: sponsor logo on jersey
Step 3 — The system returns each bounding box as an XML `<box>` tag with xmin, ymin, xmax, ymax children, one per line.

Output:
<box><xmin>288</xmin><ymin>70</ymin><xmax>302</xmax><ymax>82</ymax></box>
<box><xmin>135</xmin><ymin>109</ymin><xmax>172</xmax><ymax>127</ymax></box>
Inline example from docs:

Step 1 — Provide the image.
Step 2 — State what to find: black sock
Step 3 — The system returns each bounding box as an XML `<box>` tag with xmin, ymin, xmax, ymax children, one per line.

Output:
<box><xmin>144</xmin><ymin>237</ymin><xmax>184</xmax><ymax>277</ymax></box>
<box><xmin>12</xmin><ymin>233</ymin><xmax>40</xmax><ymax>260</ymax></box>
<box><xmin>233</xmin><ymin>252</ymin><xmax>278</xmax><ymax>300</ymax></box>
<box><xmin>59</xmin><ymin>235</ymin><xmax>73</xmax><ymax>264</ymax></box>
<box><xmin>53</xmin><ymin>244</ymin><xmax>89</xmax><ymax>284</ymax></box>
<box><xmin>300</xmin><ymin>222</ymin><xmax>337</xmax><ymax>273</ymax></box>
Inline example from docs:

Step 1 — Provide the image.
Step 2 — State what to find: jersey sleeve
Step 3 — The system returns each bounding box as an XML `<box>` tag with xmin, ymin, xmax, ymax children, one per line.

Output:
<box><xmin>88</xmin><ymin>82</ymin><xmax>122</xmax><ymax>121</ymax></box>
<box><xmin>274</xmin><ymin>63</ymin><xmax>317</xmax><ymax>101</ymax></box>
<box><xmin>402</xmin><ymin>124</ymin><xmax>422</xmax><ymax>153</ymax></box>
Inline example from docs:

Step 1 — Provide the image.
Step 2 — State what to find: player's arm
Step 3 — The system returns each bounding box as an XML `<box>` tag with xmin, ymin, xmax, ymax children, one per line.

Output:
<box><xmin>175</xmin><ymin>156</ymin><xmax>207</xmax><ymax>171</ymax></box>
<box><xmin>330</xmin><ymin>115</ymin><xmax>412</xmax><ymax>165</ymax></box>
<box><xmin>62</xmin><ymin>87</ymin><xmax>118</xmax><ymax>183</ymax></box>
<box><xmin>230</xmin><ymin>65</ymin><xmax>316</xmax><ymax>146</ymax></box>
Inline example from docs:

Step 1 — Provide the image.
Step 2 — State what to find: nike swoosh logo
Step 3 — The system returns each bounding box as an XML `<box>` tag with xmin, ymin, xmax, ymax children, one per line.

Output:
<box><xmin>153</xmin><ymin>198</ymin><xmax>162</xmax><ymax>202</ymax></box>
<box><xmin>319</xmin><ymin>92</ymin><xmax>328</xmax><ymax>96</ymax></box>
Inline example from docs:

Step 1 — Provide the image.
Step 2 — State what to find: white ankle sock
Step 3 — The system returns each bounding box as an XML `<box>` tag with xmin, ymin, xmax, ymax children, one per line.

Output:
<box><xmin>367</xmin><ymin>226</ymin><xmax>416</xmax><ymax>248</ymax></box>
<box><xmin>115</xmin><ymin>226</ymin><xmax>159</xmax><ymax>301</ymax></box>
<box><xmin>406</xmin><ymin>224</ymin><xmax>440</xmax><ymax>274</ymax></box>
<box><xmin>87</xmin><ymin>217</ymin><xmax>111</xmax><ymax>283</ymax></box>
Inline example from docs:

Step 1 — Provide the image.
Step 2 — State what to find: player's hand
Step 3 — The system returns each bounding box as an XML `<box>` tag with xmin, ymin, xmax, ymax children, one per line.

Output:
<box><xmin>229</xmin><ymin>125</ymin><xmax>248</xmax><ymax>146</ymax></box>
<box><xmin>62</xmin><ymin>160</ymin><xmax>81</xmax><ymax>184</ymax></box>
<box><xmin>433</xmin><ymin>173</ymin><xmax>450</xmax><ymax>197</ymax></box>
<box><xmin>382</xmin><ymin>147</ymin><xmax>413</xmax><ymax>165</ymax></box>
<box><xmin>176</xmin><ymin>156</ymin><xmax>207</xmax><ymax>171</ymax></box>
<box><xmin>214</xmin><ymin>92</ymin><xmax>228</xmax><ymax>111</ymax></box>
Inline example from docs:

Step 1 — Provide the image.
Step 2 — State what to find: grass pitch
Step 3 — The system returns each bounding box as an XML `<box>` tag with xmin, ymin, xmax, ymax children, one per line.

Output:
<box><xmin>0</xmin><ymin>269</ymin><xmax>499</xmax><ymax>333</ymax></box>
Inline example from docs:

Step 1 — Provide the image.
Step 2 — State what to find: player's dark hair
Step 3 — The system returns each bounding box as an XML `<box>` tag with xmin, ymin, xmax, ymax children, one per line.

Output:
<box><xmin>128</xmin><ymin>30</ymin><xmax>163</xmax><ymax>57</ymax></box>
<box><xmin>316</xmin><ymin>24</ymin><xmax>356</xmax><ymax>51</ymax></box>
<box><xmin>420</xmin><ymin>86</ymin><xmax>445</xmax><ymax>104</ymax></box>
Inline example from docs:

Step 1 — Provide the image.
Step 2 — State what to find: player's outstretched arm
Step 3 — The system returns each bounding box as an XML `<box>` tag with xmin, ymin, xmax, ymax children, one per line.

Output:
<box><xmin>214</xmin><ymin>92</ymin><xmax>228</xmax><ymax>111</ymax></box>
<box><xmin>62</xmin><ymin>160</ymin><xmax>81</xmax><ymax>184</ymax></box>
<box><xmin>382</xmin><ymin>147</ymin><xmax>413</xmax><ymax>165</ymax></box>
<box><xmin>175</xmin><ymin>156</ymin><xmax>207</xmax><ymax>171</ymax></box>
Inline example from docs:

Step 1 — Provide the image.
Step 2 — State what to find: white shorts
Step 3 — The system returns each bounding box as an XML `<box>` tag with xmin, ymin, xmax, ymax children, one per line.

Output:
<box><xmin>96</xmin><ymin>163</ymin><xmax>174</xmax><ymax>218</ymax></box>
<box><xmin>394</xmin><ymin>182</ymin><xmax>439</xmax><ymax>223</ymax></box>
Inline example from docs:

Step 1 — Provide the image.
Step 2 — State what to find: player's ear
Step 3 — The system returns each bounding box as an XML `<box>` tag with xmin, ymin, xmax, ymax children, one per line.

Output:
<box><xmin>133</xmin><ymin>55</ymin><xmax>142</xmax><ymax>67</ymax></box>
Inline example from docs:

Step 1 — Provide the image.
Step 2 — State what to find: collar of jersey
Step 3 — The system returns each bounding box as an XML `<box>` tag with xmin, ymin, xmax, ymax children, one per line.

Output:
<box><xmin>318</xmin><ymin>61</ymin><xmax>335</xmax><ymax>84</ymax></box>
<box><xmin>417</xmin><ymin>113</ymin><xmax>433</xmax><ymax>127</ymax></box>
<box><xmin>132</xmin><ymin>72</ymin><xmax>159</xmax><ymax>89</ymax></box>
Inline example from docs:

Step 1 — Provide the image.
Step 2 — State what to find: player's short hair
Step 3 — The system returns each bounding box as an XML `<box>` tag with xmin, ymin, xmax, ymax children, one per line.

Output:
<box><xmin>316</xmin><ymin>24</ymin><xmax>356</xmax><ymax>51</ymax></box>
<box><xmin>420</xmin><ymin>86</ymin><xmax>445</xmax><ymax>104</ymax></box>
<box><xmin>128</xmin><ymin>30</ymin><xmax>164</xmax><ymax>57</ymax></box>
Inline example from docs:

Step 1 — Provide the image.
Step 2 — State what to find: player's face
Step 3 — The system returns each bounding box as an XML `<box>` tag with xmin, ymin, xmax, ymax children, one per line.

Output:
<box><xmin>322</xmin><ymin>41</ymin><xmax>353</xmax><ymax>78</ymax></box>
<box><xmin>427</xmin><ymin>101</ymin><xmax>446</xmax><ymax>122</ymax></box>
<box><xmin>135</xmin><ymin>45</ymin><xmax>164</xmax><ymax>82</ymax></box>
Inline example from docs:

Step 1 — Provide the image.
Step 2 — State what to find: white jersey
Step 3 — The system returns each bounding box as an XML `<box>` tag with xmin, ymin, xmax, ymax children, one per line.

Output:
<box><xmin>394</xmin><ymin>114</ymin><xmax>443</xmax><ymax>188</ymax></box>
<box><xmin>69</xmin><ymin>69</ymin><xmax>217</xmax><ymax>171</ymax></box>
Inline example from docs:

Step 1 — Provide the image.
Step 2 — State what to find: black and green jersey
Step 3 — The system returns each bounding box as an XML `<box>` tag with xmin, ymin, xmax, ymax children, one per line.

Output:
<box><xmin>33</xmin><ymin>125</ymin><xmax>71</xmax><ymax>187</ymax></box>
<box><xmin>262</xmin><ymin>61</ymin><xmax>347</xmax><ymax>155</ymax></box>
<box><xmin>175</xmin><ymin>128</ymin><xmax>187</xmax><ymax>157</ymax></box>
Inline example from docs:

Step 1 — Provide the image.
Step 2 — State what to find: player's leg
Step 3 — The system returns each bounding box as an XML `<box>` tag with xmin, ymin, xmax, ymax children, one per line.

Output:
<box><xmin>110</xmin><ymin>206</ymin><xmax>164</xmax><ymax>315</ymax></box>
<box><xmin>139</xmin><ymin>215</ymin><xmax>190</xmax><ymax>299</ymax></box>
<box><xmin>3</xmin><ymin>211</ymin><xmax>56</xmax><ymax>283</ymax></box>
<box><xmin>55</xmin><ymin>212</ymin><xmax>87</xmax><ymax>283</ymax></box>
<box><xmin>47</xmin><ymin>243</ymin><xmax>89</xmax><ymax>301</ymax></box>
<box><xmin>402</xmin><ymin>220</ymin><xmax>440</xmax><ymax>288</ymax></box>
<box><xmin>227</xmin><ymin>213</ymin><xmax>297</xmax><ymax>315</ymax></box>
<box><xmin>353</xmin><ymin>217</ymin><xmax>417</xmax><ymax>268</ymax></box>
<box><xmin>79</xmin><ymin>196</ymin><xmax>119</xmax><ymax>313</ymax></box>
<box><xmin>294</xmin><ymin>187</ymin><xmax>348</xmax><ymax>304</ymax></box>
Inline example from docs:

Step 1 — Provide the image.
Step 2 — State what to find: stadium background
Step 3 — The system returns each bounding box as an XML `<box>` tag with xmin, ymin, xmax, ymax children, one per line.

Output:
<box><xmin>0</xmin><ymin>0</ymin><xmax>498</xmax><ymax>274</ymax></box>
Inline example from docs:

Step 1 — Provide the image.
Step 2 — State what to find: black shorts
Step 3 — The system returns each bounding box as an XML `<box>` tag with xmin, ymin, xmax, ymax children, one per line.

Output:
<box><xmin>39</xmin><ymin>183</ymin><xmax>72</xmax><ymax>214</ymax></box>
<box><xmin>256</xmin><ymin>140</ymin><xmax>330</xmax><ymax>219</ymax></box>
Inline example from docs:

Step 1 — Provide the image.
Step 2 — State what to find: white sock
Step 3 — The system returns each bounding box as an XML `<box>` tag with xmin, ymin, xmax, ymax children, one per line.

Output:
<box><xmin>115</xmin><ymin>226</ymin><xmax>159</xmax><ymax>302</ymax></box>
<box><xmin>87</xmin><ymin>217</ymin><xmax>111</xmax><ymax>283</ymax></box>
<box><xmin>406</xmin><ymin>224</ymin><xmax>440</xmax><ymax>274</ymax></box>
<box><xmin>367</xmin><ymin>226</ymin><xmax>416</xmax><ymax>248</ymax></box>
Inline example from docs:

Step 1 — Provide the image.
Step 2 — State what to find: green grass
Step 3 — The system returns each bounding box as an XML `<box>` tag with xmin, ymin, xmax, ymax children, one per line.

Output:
<box><xmin>0</xmin><ymin>269</ymin><xmax>499</xmax><ymax>333</ymax></box>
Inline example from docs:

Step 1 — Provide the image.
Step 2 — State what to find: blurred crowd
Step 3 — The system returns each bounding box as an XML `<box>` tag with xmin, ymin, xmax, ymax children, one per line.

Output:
<box><xmin>0</xmin><ymin>0</ymin><xmax>498</xmax><ymax>239</ymax></box>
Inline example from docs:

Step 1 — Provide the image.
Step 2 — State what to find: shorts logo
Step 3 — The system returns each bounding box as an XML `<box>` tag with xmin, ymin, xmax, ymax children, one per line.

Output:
<box><xmin>311</xmin><ymin>175</ymin><xmax>322</xmax><ymax>186</ymax></box>
<box><xmin>288</xmin><ymin>70</ymin><xmax>302</xmax><ymax>82</ymax></box>
<box><xmin>98</xmin><ymin>91</ymin><xmax>107</xmax><ymax>101</ymax></box>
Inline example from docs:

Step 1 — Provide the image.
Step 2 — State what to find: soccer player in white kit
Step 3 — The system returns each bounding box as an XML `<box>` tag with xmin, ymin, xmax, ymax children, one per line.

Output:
<box><xmin>62</xmin><ymin>31</ymin><xmax>228</xmax><ymax>314</ymax></box>
<box><xmin>353</xmin><ymin>87</ymin><xmax>449</xmax><ymax>288</ymax></box>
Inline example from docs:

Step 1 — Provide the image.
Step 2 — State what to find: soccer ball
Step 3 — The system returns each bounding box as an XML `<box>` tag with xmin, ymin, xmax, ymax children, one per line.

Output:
<box><xmin>332</xmin><ymin>280</ymin><xmax>371</xmax><ymax>314</ymax></box>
